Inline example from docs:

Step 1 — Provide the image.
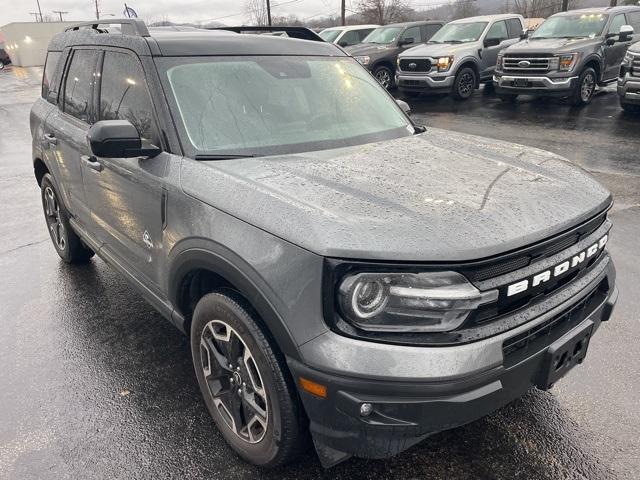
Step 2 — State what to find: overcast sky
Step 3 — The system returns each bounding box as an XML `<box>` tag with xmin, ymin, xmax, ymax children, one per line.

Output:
<box><xmin>0</xmin><ymin>0</ymin><xmax>443</xmax><ymax>26</ymax></box>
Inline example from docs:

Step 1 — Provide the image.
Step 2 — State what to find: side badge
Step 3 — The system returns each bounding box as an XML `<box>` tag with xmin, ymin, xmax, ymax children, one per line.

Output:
<box><xmin>143</xmin><ymin>230</ymin><xmax>153</xmax><ymax>249</ymax></box>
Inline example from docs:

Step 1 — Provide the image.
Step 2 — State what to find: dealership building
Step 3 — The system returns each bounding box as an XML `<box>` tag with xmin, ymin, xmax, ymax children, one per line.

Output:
<box><xmin>0</xmin><ymin>21</ymin><xmax>77</xmax><ymax>67</ymax></box>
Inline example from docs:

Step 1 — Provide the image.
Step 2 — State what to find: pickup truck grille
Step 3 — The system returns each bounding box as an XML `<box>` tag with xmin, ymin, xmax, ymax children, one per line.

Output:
<box><xmin>399</xmin><ymin>58</ymin><xmax>432</xmax><ymax>73</ymax></box>
<box><xmin>631</xmin><ymin>52</ymin><xmax>640</xmax><ymax>77</ymax></box>
<box><xmin>503</xmin><ymin>54</ymin><xmax>555</xmax><ymax>74</ymax></box>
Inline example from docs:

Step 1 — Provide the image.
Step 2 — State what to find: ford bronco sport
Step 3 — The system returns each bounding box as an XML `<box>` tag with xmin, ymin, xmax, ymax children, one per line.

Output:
<box><xmin>32</xmin><ymin>19</ymin><xmax>618</xmax><ymax>469</ymax></box>
<box><xmin>494</xmin><ymin>6</ymin><xmax>639</xmax><ymax>105</ymax></box>
<box><xmin>396</xmin><ymin>14</ymin><xmax>525</xmax><ymax>100</ymax></box>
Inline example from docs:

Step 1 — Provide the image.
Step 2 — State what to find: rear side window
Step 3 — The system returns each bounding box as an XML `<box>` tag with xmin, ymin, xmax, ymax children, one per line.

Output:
<box><xmin>42</xmin><ymin>51</ymin><xmax>61</xmax><ymax>102</ymax></box>
<box><xmin>629</xmin><ymin>12</ymin><xmax>640</xmax><ymax>31</ymax></box>
<box><xmin>98</xmin><ymin>51</ymin><xmax>160</xmax><ymax>145</ymax></box>
<box><xmin>506</xmin><ymin>18</ymin><xmax>524</xmax><ymax>38</ymax></box>
<box><xmin>63</xmin><ymin>49</ymin><xmax>98</xmax><ymax>122</ymax></box>
<box><xmin>421</xmin><ymin>24</ymin><xmax>442</xmax><ymax>41</ymax></box>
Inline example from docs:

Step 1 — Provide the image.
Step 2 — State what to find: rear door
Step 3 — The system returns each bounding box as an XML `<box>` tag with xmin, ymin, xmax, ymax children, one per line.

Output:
<box><xmin>81</xmin><ymin>49</ymin><xmax>168</xmax><ymax>288</ymax></box>
<box><xmin>44</xmin><ymin>48</ymin><xmax>99</xmax><ymax>223</ymax></box>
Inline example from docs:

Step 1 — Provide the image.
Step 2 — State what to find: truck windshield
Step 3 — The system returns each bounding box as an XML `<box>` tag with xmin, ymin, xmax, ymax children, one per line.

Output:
<box><xmin>362</xmin><ymin>27</ymin><xmax>403</xmax><ymax>44</ymax></box>
<box><xmin>428</xmin><ymin>22</ymin><xmax>488</xmax><ymax>43</ymax></box>
<box><xmin>319</xmin><ymin>29</ymin><xmax>342</xmax><ymax>42</ymax></box>
<box><xmin>531</xmin><ymin>13</ymin><xmax>608</xmax><ymax>39</ymax></box>
<box><xmin>159</xmin><ymin>56</ymin><xmax>412</xmax><ymax>157</ymax></box>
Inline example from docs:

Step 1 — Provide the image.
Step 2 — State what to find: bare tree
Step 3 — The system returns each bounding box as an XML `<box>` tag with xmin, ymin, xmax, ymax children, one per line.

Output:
<box><xmin>355</xmin><ymin>0</ymin><xmax>411</xmax><ymax>25</ymax></box>
<box><xmin>244</xmin><ymin>0</ymin><xmax>269</xmax><ymax>26</ymax></box>
<box><xmin>508</xmin><ymin>0</ymin><xmax>573</xmax><ymax>18</ymax></box>
<box><xmin>449</xmin><ymin>0</ymin><xmax>479</xmax><ymax>20</ymax></box>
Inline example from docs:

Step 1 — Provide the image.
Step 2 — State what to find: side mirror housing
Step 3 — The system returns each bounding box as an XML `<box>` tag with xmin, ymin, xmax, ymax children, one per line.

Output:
<box><xmin>338</xmin><ymin>40</ymin><xmax>348</xmax><ymax>47</ymax></box>
<box><xmin>484</xmin><ymin>37</ymin><xmax>501</xmax><ymax>48</ymax></box>
<box><xmin>396</xmin><ymin>99</ymin><xmax>411</xmax><ymax>115</ymax></box>
<box><xmin>619</xmin><ymin>25</ymin><xmax>634</xmax><ymax>42</ymax></box>
<box><xmin>399</xmin><ymin>37</ymin><xmax>415</xmax><ymax>47</ymax></box>
<box><xmin>519</xmin><ymin>29</ymin><xmax>529</xmax><ymax>40</ymax></box>
<box><xmin>87</xmin><ymin>120</ymin><xmax>160</xmax><ymax>158</ymax></box>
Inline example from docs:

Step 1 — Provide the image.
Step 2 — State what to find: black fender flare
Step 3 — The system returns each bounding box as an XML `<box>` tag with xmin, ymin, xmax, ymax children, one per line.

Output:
<box><xmin>167</xmin><ymin>238</ymin><xmax>301</xmax><ymax>360</ymax></box>
<box><xmin>580</xmin><ymin>54</ymin><xmax>603</xmax><ymax>81</ymax></box>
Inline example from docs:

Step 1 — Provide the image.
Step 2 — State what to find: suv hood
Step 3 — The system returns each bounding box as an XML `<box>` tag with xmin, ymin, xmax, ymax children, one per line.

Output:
<box><xmin>181</xmin><ymin>129</ymin><xmax>611</xmax><ymax>262</ymax></box>
<box><xmin>345</xmin><ymin>43</ymin><xmax>396</xmax><ymax>56</ymax></box>
<box><xmin>401</xmin><ymin>41</ymin><xmax>476</xmax><ymax>58</ymax></box>
<box><xmin>504</xmin><ymin>37</ymin><xmax>599</xmax><ymax>54</ymax></box>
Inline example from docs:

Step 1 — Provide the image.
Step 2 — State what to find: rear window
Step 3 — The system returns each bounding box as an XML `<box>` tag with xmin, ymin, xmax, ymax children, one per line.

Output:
<box><xmin>42</xmin><ymin>51</ymin><xmax>62</xmax><ymax>103</ymax></box>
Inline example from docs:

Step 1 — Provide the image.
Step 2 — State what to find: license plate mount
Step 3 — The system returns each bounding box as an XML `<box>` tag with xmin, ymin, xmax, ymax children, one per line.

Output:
<box><xmin>513</xmin><ymin>78</ymin><xmax>530</xmax><ymax>88</ymax></box>
<box><xmin>537</xmin><ymin>320</ymin><xmax>594</xmax><ymax>390</ymax></box>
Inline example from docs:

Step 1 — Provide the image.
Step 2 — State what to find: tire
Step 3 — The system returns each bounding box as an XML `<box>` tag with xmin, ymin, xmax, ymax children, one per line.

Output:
<box><xmin>373</xmin><ymin>65</ymin><xmax>394</xmax><ymax>90</ymax></box>
<box><xmin>191</xmin><ymin>291</ymin><xmax>307</xmax><ymax>468</ymax></box>
<box><xmin>569</xmin><ymin>67</ymin><xmax>597</xmax><ymax>106</ymax></box>
<box><xmin>452</xmin><ymin>67</ymin><xmax>477</xmax><ymax>100</ymax></box>
<box><xmin>41</xmin><ymin>173</ymin><xmax>94</xmax><ymax>263</ymax></box>
<box><xmin>620</xmin><ymin>100</ymin><xmax>640</xmax><ymax>113</ymax></box>
<box><xmin>0</xmin><ymin>61</ymin><xmax>4</xmax><ymax>70</ymax></box>
<box><xmin>498</xmin><ymin>93</ymin><xmax>518</xmax><ymax>103</ymax></box>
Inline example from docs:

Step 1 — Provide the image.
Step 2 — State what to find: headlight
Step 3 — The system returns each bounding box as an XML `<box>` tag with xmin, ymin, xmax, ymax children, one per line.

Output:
<box><xmin>557</xmin><ymin>53</ymin><xmax>578</xmax><ymax>72</ymax></box>
<box><xmin>437</xmin><ymin>56</ymin><xmax>454</xmax><ymax>72</ymax></box>
<box><xmin>355</xmin><ymin>56</ymin><xmax>370</xmax><ymax>65</ymax></box>
<box><xmin>337</xmin><ymin>271</ymin><xmax>498</xmax><ymax>333</ymax></box>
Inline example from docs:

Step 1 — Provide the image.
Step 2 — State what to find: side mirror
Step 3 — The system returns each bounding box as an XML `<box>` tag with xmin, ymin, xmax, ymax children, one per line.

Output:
<box><xmin>519</xmin><ymin>29</ymin><xmax>529</xmax><ymax>40</ymax></box>
<box><xmin>399</xmin><ymin>37</ymin><xmax>415</xmax><ymax>47</ymax></box>
<box><xmin>619</xmin><ymin>25</ymin><xmax>634</xmax><ymax>42</ymax></box>
<box><xmin>484</xmin><ymin>37</ymin><xmax>502</xmax><ymax>48</ymax></box>
<box><xmin>87</xmin><ymin>120</ymin><xmax>160</xmax><ymax>158</ymax></box>
<box><xmin>338</xmin><ymin>40</ymin><xmax>348</xmax><ymax>47</ymax></box>
<box><xmin>396</xmin><ymin>99</ymin><xmax>411</xmax><ymax>115</ymax></box>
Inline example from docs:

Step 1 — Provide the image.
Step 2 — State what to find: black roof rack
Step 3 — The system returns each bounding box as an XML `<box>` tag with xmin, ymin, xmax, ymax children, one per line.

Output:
<box><xmin>65</xmin><ymin>18</ymin><xmax>150</xmax><ymax>37</ymax></box>
<box><xmin>209</xmin><ymin>26</ymin><xmax>324</xmax><ymax>42</ymax></box>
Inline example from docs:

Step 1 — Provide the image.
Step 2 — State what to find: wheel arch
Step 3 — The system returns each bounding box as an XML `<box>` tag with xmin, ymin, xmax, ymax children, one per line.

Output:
<box><xmin>372</xmin><ymin>59</ymin><xmax>395</xmax><ymax>74</ymax></box>
<box><xmin>582</xmin><ymin>56</ymin><xmax>602</xmax><ymax>81</ymax></box>
<box><xmin>168</xmin><ymin>239</ymin><xmax>301</xmax><ymax>360</ymax></box>
<box><xmin>33</xmin><ymin>157</ymin><xmax>50</xmax><ymax>186</ymax></box>
<box><xmin>455</xmin><ymin>59</ymin><xmax>481</xmax><ymax>87</ymax></box>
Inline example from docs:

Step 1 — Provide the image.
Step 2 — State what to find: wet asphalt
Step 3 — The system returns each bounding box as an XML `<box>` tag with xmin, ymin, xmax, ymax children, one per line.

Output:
<box><xmin>0</xmin><ymin>67</ymin><xmax>638</xmax><ymax>480</ymax></box>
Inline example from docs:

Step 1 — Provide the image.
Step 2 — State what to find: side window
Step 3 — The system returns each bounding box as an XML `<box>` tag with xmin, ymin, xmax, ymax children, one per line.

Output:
<box><xmin>506</xmin><ymin>18</ymin><xmax>524</xmax><ymax>39</ymax></box>
<box><xmin>628</xmin><ymin>12</ymin><xmax>640</xmax><ymax>32</ymax></box>
<box><xmin>608</xmin><ymin>14</ymin><xmax>626</xmax><ymax>35</ymax></box>
<box><xmin>487</xmin><ymin>21</ymin><xmax>508</xmax><ymax>41</ymax></box>
<box><xmin>401</xmin><ymin>26</ymin><xmax>421</xmax><ymax>44</ymax></box>
<box><xmin>63</xmin><ymin>49</ymin><xmax>98</xmax><ymax>123</ymax></box>
<box><xmin>358</xmin><ymin>28</ymin><xmax>375</xmax><ymax>41</ymax></box>
<box><xmin>340</xmin><ymin>30</ymin><xmax>360</xmax><ymax>46</ymax></box>
<box><xmin>42</xmin><ymin>51</ymin><xmax>61</xmax><ymax>102</ymax></box>
<box><xmin>99</xmin><ymin>51</ymin><xmax>160</xmax><ymax>145</ymax></box>
<box><xmin>421</xmin><ymin>24</ymin><xmax>442</xmax><ymax>41</ymax></box>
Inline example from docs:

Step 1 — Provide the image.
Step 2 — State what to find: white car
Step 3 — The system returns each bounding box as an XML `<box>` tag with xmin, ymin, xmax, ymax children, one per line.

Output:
<box><xmin>319</xmin><ymin>24</ymin><xmax>379</xmax><ymax>47</ymax></box>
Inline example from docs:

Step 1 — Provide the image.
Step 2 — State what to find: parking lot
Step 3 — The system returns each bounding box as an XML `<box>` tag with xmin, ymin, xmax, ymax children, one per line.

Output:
<box><xmin>1</xmin><ymin>65</ymin><xmax>638</xmax><ymax>480</ymax></box>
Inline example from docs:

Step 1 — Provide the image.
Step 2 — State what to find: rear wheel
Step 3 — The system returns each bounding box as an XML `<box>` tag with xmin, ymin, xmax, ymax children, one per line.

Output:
<box><xmin>570</xmin><ymin>67</ymin><xmax>596</xmax><ymax>106</ymax></box>
<box><xmin>452</xmin><ymin>67</ymin><xmax>476</xmax><ymax>100</ymax></box>
<box><xmin>191</xmin><ymin>291</ymin><xmax>307</xmax><ymax>467</ymax></box>
<box><xmin>40</xmin><ymin>173</ymin><xmax>94</xmax><ymax>263</ymax></box>
<box><xmin>373</xmin><ymin>65</ymin><xmax>394</xmax><ymax>90</ymax></box>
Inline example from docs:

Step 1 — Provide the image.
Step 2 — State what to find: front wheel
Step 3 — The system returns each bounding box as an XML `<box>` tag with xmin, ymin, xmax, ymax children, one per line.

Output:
<box><xmin>452</xmin><ymin>67</ymin><xmax>476</xmax><ymax>100</ymax></box>
<box><xmin>570</xmin><ymin>67</ymin><xmax>596</xmax><ymax>106</ymax></box>
<box><xmin>373</xmin><ymin>65</ymin><xmax>394</xmax><ymax>90</ymax></box>
<box><xmin>191</xmin><ymin>291</ymin><xmax>307</xmax><ymax>468</ymax></box>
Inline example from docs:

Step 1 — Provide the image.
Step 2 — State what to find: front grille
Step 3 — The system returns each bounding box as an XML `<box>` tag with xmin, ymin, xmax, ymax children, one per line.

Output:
<box><xmin>631</xmin><ymin>52</ymin><xmax>640</xmax><ymax>77</ymax></box>
<box><xmin>399</xmin><ymin>58</ymin><xmax>432</xmax><ymax>73</ymax></box>
<box><xmin>502</xmin><ymin>278</ymin><xmax>609</xmax><ymax>367</ymax></box>
<box><xmin>503</xmin><ymin>54</ymin><xmax>555</xmax><ymax>74</ymax></box>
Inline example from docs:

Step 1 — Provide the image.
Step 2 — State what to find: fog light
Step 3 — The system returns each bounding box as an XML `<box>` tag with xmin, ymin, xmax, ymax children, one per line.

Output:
<box><xmin>360</xmin><ymin>403</ymin><xmax>373</xmax><ymax>416</ymax></box>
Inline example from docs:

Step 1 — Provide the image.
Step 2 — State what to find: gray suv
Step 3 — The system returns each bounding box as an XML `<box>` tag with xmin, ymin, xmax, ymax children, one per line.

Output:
<box><xmin>494</xmin><ymin>7</ymin><xmax>640</xmax><ymax>105</ymax></box>
<box><xmin>32</xmin><ymin>19</ymin><xmax>618</xmax><ymax>469</ymax></box>
<box><xmin>396</xmin><ymin>14</ymin><xmax>525</xmax><ymax>99</ymax></box>
<box><xmin>618</xmin><ymin>40</ymin><xmax>640</xmax><ymax>112</ymax></box>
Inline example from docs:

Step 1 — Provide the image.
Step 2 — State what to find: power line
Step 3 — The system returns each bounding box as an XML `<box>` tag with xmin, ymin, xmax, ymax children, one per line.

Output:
<box><xmin>53</xmin><ymin>10</ymin><xmax>69</xmax><ymax>21</ymax></box>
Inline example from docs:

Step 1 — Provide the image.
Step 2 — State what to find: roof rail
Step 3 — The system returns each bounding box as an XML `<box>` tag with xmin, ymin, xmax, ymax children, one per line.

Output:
<box><xmin>209</xmin><ymin>26</ymin><xmax>324</xmax><ymax>42</ymax></box>
<box><xmin>65</xmin><ymin>18</ymin><xmax>150</xmax><ymax>37</ymax></box>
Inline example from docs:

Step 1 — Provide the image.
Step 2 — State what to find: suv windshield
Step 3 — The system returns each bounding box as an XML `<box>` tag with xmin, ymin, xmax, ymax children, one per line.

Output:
<box><xmin>362</xmin><ymin>26</ymin><xmax>403</xmax><ymax>44</ymax></box>
<box><xmin>531</xmin><ymin>13</ymin><xmax>609</xmax><ymax>39</ymax></box>
<box><xmin>159</xmin><ymin>56</ymin><xmax>412</xmax><ymax>157</ymax></box>
<box><xmin>319</xmin><ymin>29</ymin><xmax>342</xmax><ymax>42</ymax></box>
<box><xmin>429</xmin><ymin>22</ymin><xmax>488</xmax><ymax>43</ymax></box>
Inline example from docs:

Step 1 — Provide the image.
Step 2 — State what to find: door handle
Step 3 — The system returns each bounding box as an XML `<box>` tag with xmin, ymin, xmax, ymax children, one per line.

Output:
<box><xmin>43</xmin><ymin>133</ymin><xmax>57</xmax><ymax>145</ymax></box>
<box><xmin>81</xmin><ymin>155</ymin><xmax>103</xmax><ymax>172</ymax></box>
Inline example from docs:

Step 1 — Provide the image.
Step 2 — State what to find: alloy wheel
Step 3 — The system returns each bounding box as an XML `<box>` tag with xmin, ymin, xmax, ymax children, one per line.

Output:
<box><xmin>200</xmin><ymin>320</ymin><xmax>269</xmax><ymax>444</ymax></box>
<box><xmin>580</xmin><ymin>73</ymin><xmax>595</xmax><ymax>102</ymax></box>
<box><xmin>44</xmin><ymin>186</ymin><xmax>66</xmax><ymax>251</ymax></box>
<box><xmin>375</xmin><ymin>69</ymin><xmax>391</xmax><ymax>89</ymax></box>
<box><xmin>458</xmin><ymin>72</ymin><xmax>474</xmax><ymax>97</ymax></box>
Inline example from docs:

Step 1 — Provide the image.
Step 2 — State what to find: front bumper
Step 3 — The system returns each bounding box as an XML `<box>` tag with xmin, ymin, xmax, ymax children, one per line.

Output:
<box><xmin>396</xmin><ymin>72</ymin><xmax>455</xmax><ymax>91</ymax></box>
<box><xmin>617</xmin><ymin>76</ymin><xmax>640</xmax><ymax>105</ymax></box>
<box><xmin>290</xmin><ymin>256</ymin><xmax>616</xmax><ymax>467</ymax></box>
<box><xmin>494</xmin><ymin>74</ymin><xmax>578</xmax><ymax>96</ymax></box>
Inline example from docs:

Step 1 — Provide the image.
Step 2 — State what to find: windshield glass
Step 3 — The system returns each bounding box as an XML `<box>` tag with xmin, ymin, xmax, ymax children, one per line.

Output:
<box><xmin>319</xmin><ymin>29</ymin><xmax>342</xmax><ymax>42</ymax></box>
<box><xmin>531</xmin><ymin>13</ymin><xmax>608</xmax><ymax>39</ymax></box>
<box><xmin>160</xmin><ymin>56</ymin><xmax>412</xmax><ymax>157</ymax></box>
<box><xmin>429</xmin><ymin>22</ymin><xmax>488</xmax><ymax>43</ymax></box>
<box><xmin>362</xmin><ymin>26</ymin><xmax>403</xmax><ymax>44</ymax></box>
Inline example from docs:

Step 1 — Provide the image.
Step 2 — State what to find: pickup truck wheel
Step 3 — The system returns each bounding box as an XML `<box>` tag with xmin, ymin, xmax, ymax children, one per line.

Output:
<box><xmin>373</xmin><ymin>65</ymin><xmax>394</xmax><ymax>90</ymax></box>
<box><xmin>452</xmin><ymin>67</ymin><xmax>476</xmax><ymax>100</ymax></box>
<box><xmin>191</xmin><ymin>291</ymin><xmax>307</xmax><ymax>468</ymax></box>
<box><xmin>570</xmin><ymin>67</ymin><xmax>596</xmax><ymax>106</ymax></box>
<box><xmin>40</xmin><ymin>174</ymin><xmax>94</xmax><ymax>263</ymax></box>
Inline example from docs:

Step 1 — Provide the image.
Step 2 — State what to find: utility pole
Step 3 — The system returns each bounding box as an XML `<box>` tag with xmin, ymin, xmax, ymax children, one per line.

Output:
<box><xmin>35</xmin><ymin>0</ymin><xmax>43</xmax><ymax>21</ymax></box>
<box><xmin>341</xmin><ymin>0</ymin><xmax>346</xmax><ymax>25</ymax></box>
<box><xmin>53</xmin><ymin>10</ymin><xmax>68</xmax><ymax>21</ymax></box>
<box><xmin>266</xmin><ymin>0</ymin><xmax>272</xmax><ymax>26</ymax></box>
<box><xmin>562</xmin><ymin>0</ymin><xmax>569</xmax><ymax>12</ymax></box>
<box><xmin>609</xmin><ymin>0</ymin><xmax>617</xmax><ymax>6</ymax></box>
<box><xmin>29</xmin><ymin>11</ymin><xmax>41</xmax><ymax>21</ymax></box>
<box><xmin>95</xmin><ymin>0</ymin><xmax>100</xmax><ymax>19</ymax></box>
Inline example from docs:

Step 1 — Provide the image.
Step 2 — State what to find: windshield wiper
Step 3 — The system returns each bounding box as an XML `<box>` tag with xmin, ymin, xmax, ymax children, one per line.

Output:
<box><xmin>195</xmin><ymin>154</ymin><xmax>256</xmax><ymax>161</ymax></box>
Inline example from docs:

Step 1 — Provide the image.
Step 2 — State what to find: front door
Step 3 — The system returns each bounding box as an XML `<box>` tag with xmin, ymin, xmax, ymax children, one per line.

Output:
<box><xmin>81</xmin><ymin>49</ymin><xmax>168</xmax><ymax>288</ymax></box>
<box><xmin>603</xmin><ymin>14</ymin><xmax>631</xmax><ymax>81</ymax></box>
<box><xmin>481</xmin><ymin>20</ymin><xmax>516</xmax><ymax>79</ymax></box>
